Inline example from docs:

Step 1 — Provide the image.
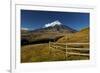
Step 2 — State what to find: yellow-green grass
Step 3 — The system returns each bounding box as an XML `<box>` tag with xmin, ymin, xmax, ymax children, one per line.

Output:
<box><xmin>57</xmin><ymin>28</ymin><xmax>89</xmax><ymax>43</ymax></box>
<box><xmin>66</xmin><ymin>55</ymin><xmax>89</xmax><ymax>60</ymax></box>
<box><xmin>21</xmin><ymin>43</ymin><xmax>66</xmax><ymax>63</ymax></box>
<box><xmin>21</xmin><ymin>43</ymin><xmax>89</xmax><ymax>63</ymax></box>
<box><xmin>21</xmin><ymin>28</ymin><xmax>90</xmax><ymax>63</ymax></box>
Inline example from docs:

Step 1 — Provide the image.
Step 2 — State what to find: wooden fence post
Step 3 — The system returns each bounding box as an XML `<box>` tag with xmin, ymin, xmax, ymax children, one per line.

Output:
<box><xmin>48</xmin><ymin>41</ymin><xmax>50</xmax><ymax>59</ymax></box>
<box><xmin>66</xmin><ymin>43</ymin><xmax>68</xmax><ymax>59</ymax></box>
<box><xmin>49</xmin><ymin>41</ymin><xmax>52</xmax><ymax>58</ymax></box>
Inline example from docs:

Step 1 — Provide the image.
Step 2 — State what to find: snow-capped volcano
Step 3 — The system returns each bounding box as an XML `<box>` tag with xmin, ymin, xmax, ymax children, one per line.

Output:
<box><xmin>30</xmin><ymin>20</ymin><xmax>77</xmax><ymax>33</ymax></box>
<box><xmin>44</xmin><ymin>20</ymin><xmax>62</xmax><ymax>27</ymax></box>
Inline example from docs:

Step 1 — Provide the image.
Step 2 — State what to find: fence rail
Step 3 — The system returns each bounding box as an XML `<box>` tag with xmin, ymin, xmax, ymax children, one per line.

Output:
<box><xmin>51</xmin><ymin>42</ymin><xmax>89</xmax><ymax>45</ymax></box>
<box><xmin>49</xmin><ymin>42</ymin><xmax>89</xmax><ymax>58</ymax></box>
<box><xmin>67</xmin><ymin>52</ymin><xmax>89</xmax><ymax>56</ymax></box>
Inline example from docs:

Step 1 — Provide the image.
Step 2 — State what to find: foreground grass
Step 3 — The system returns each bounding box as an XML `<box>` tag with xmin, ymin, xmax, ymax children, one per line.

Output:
<box><xmin>21</xmin><ymin>43</ymin><xmax>66</xmax><ymax>63</ymax></box>
<box><xmin>66</xmin><ymin>55</ymin><xmax>89</xmax><ymax>60</ymax></box>
<box><xmin>21</xmin><ymin>27</ymin><xmax>90</xmax><ymax>63</ymax></box>
<box><xmin>21</xmin><ymin>43</ymin><xmax>89</xmax><ymax>63</ymax></box>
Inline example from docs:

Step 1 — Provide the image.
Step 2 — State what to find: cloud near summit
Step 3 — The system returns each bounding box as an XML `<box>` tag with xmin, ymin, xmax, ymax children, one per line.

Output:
<box><xmin>44</xmin><ymin>20</ymin><xmax>62</xmax><ymax>28</ymax></box>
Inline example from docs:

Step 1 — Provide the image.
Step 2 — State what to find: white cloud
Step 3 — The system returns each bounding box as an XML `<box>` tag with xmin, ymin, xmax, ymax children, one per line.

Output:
<box><xmin>44</xmin><ymin>20</ymin><xmax>62</xmax><ymax>28</ymax></box>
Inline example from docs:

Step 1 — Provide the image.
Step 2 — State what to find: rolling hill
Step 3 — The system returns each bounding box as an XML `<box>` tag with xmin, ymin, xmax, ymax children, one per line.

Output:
<box><xmin>57</xmin><ymin>27</ymin><xmax>89</xmax><ymax>43</ymax></box>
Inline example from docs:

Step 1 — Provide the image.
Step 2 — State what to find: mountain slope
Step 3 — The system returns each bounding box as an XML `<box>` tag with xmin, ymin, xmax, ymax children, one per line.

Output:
<box><xmin>57</xmin><ymin>27</ymin><xmax>89</xmax><ymax>43</ymax></box>
<box><xmin>21</xmin><ymin>20</ymin><xmax>77</xmax><ymax>45</ymax></box>
<box><xmin>30</xmin><ymin>20</ymin><xmax>77</xmax><ymax>33</ymax></box>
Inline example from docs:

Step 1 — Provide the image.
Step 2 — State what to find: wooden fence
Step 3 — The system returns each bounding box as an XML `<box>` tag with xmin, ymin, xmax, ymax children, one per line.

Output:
<box><xmin>49</xmin><ymin>42</ymin><xmax>89</xmax><ymax>59</ymax></box>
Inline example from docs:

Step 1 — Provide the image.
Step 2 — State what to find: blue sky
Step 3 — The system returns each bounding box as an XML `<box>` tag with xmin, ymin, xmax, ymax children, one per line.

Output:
<box><xmin>21</xmin><ymin>10</ymin><xmax>89</xmax><ymax>31</ymax></box>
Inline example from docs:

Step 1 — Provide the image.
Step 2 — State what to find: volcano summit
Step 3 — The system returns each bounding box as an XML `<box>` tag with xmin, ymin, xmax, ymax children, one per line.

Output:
<box><xmin>29</xmin><ymin>20</ymin><xmax>77</xmax><ymax>33</ymax></box>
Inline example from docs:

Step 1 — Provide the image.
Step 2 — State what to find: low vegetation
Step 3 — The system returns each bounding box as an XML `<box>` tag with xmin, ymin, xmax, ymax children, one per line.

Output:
<box><xmin>21</xmin><ymin>44</ymin><xmax>66</xmax><ymax>62</ymax></box>
<box><xmin>57</xmin><ymin>27</ymin><xmax>89</xmax><ymax>43</ymax></box>
<box><xmin>21</xmin><ymin>27</ymin><xmax>90</xmax><ymax>63</ymax></box>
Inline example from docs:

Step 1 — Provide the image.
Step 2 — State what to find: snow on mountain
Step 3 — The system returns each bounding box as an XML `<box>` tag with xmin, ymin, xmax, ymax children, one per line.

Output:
<box><xmin>44</xmin><ymin>20</ymin><xmax>62</xmax><ymax>28</ymax></box>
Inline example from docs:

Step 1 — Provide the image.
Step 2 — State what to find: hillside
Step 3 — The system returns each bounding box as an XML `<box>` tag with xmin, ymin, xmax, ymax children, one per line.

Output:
<box><xmin>21</xmin><ymin>20</ymin><xmax>77</xmax><ymax>45</ymax></box>
<box><xmin>32</xmin><ymin>20</ymin><xmax>77</xmax><ymax>33</ymax></box>
<box><xmin>21</xmin><ymin>32</ymin><xmax>64</xmax><ymax>45</ymax></box>
<box><xmin>57</xmin><ymin>27</ymin><xmax>89</xmax><ymax>43</ymax></box>
<box><xmin>21</xmin><ymin>21</ymin><xmax>90</xmax><ymax>63</ymax></box>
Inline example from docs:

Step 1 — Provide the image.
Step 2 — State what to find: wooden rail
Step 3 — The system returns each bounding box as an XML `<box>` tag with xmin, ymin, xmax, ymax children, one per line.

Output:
<box><xmin>49</xmin><ymin>42</ymin><xmax>89</xmax><ymax>58</ymax></box>
<box><xmin>50</xmin><ymin>44</ymin><xmax>89</xmax><ymax>51</ymax></box>
<box><xmin>51</xmin><ymin>42</ymin><xmax>89</xmax><ymax>45</ymax></box>
<box><xmin>67</xmin><ymin>52</ymin><xmax>89</xmax><ymax>56</ymax></box>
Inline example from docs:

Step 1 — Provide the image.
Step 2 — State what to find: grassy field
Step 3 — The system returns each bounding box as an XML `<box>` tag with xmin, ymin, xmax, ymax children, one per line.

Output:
<box><xmin>21</xmin><ymin>43</ymin><xmax>66</xmax><ymax>63</ymax></box>
<box><xmin>21</xmin><ymin>43</ymin><xmax>89</xmax><ymax>63</ymax></box>
<box><xmin>21</xmin><ymin>27</ymin><xmax>90</xmax><ymax>63</ymax></box>
<box><xmin>57</xmin><ymin>28</ymin><xmax>89</xmax><ymax>43</ymax></box>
